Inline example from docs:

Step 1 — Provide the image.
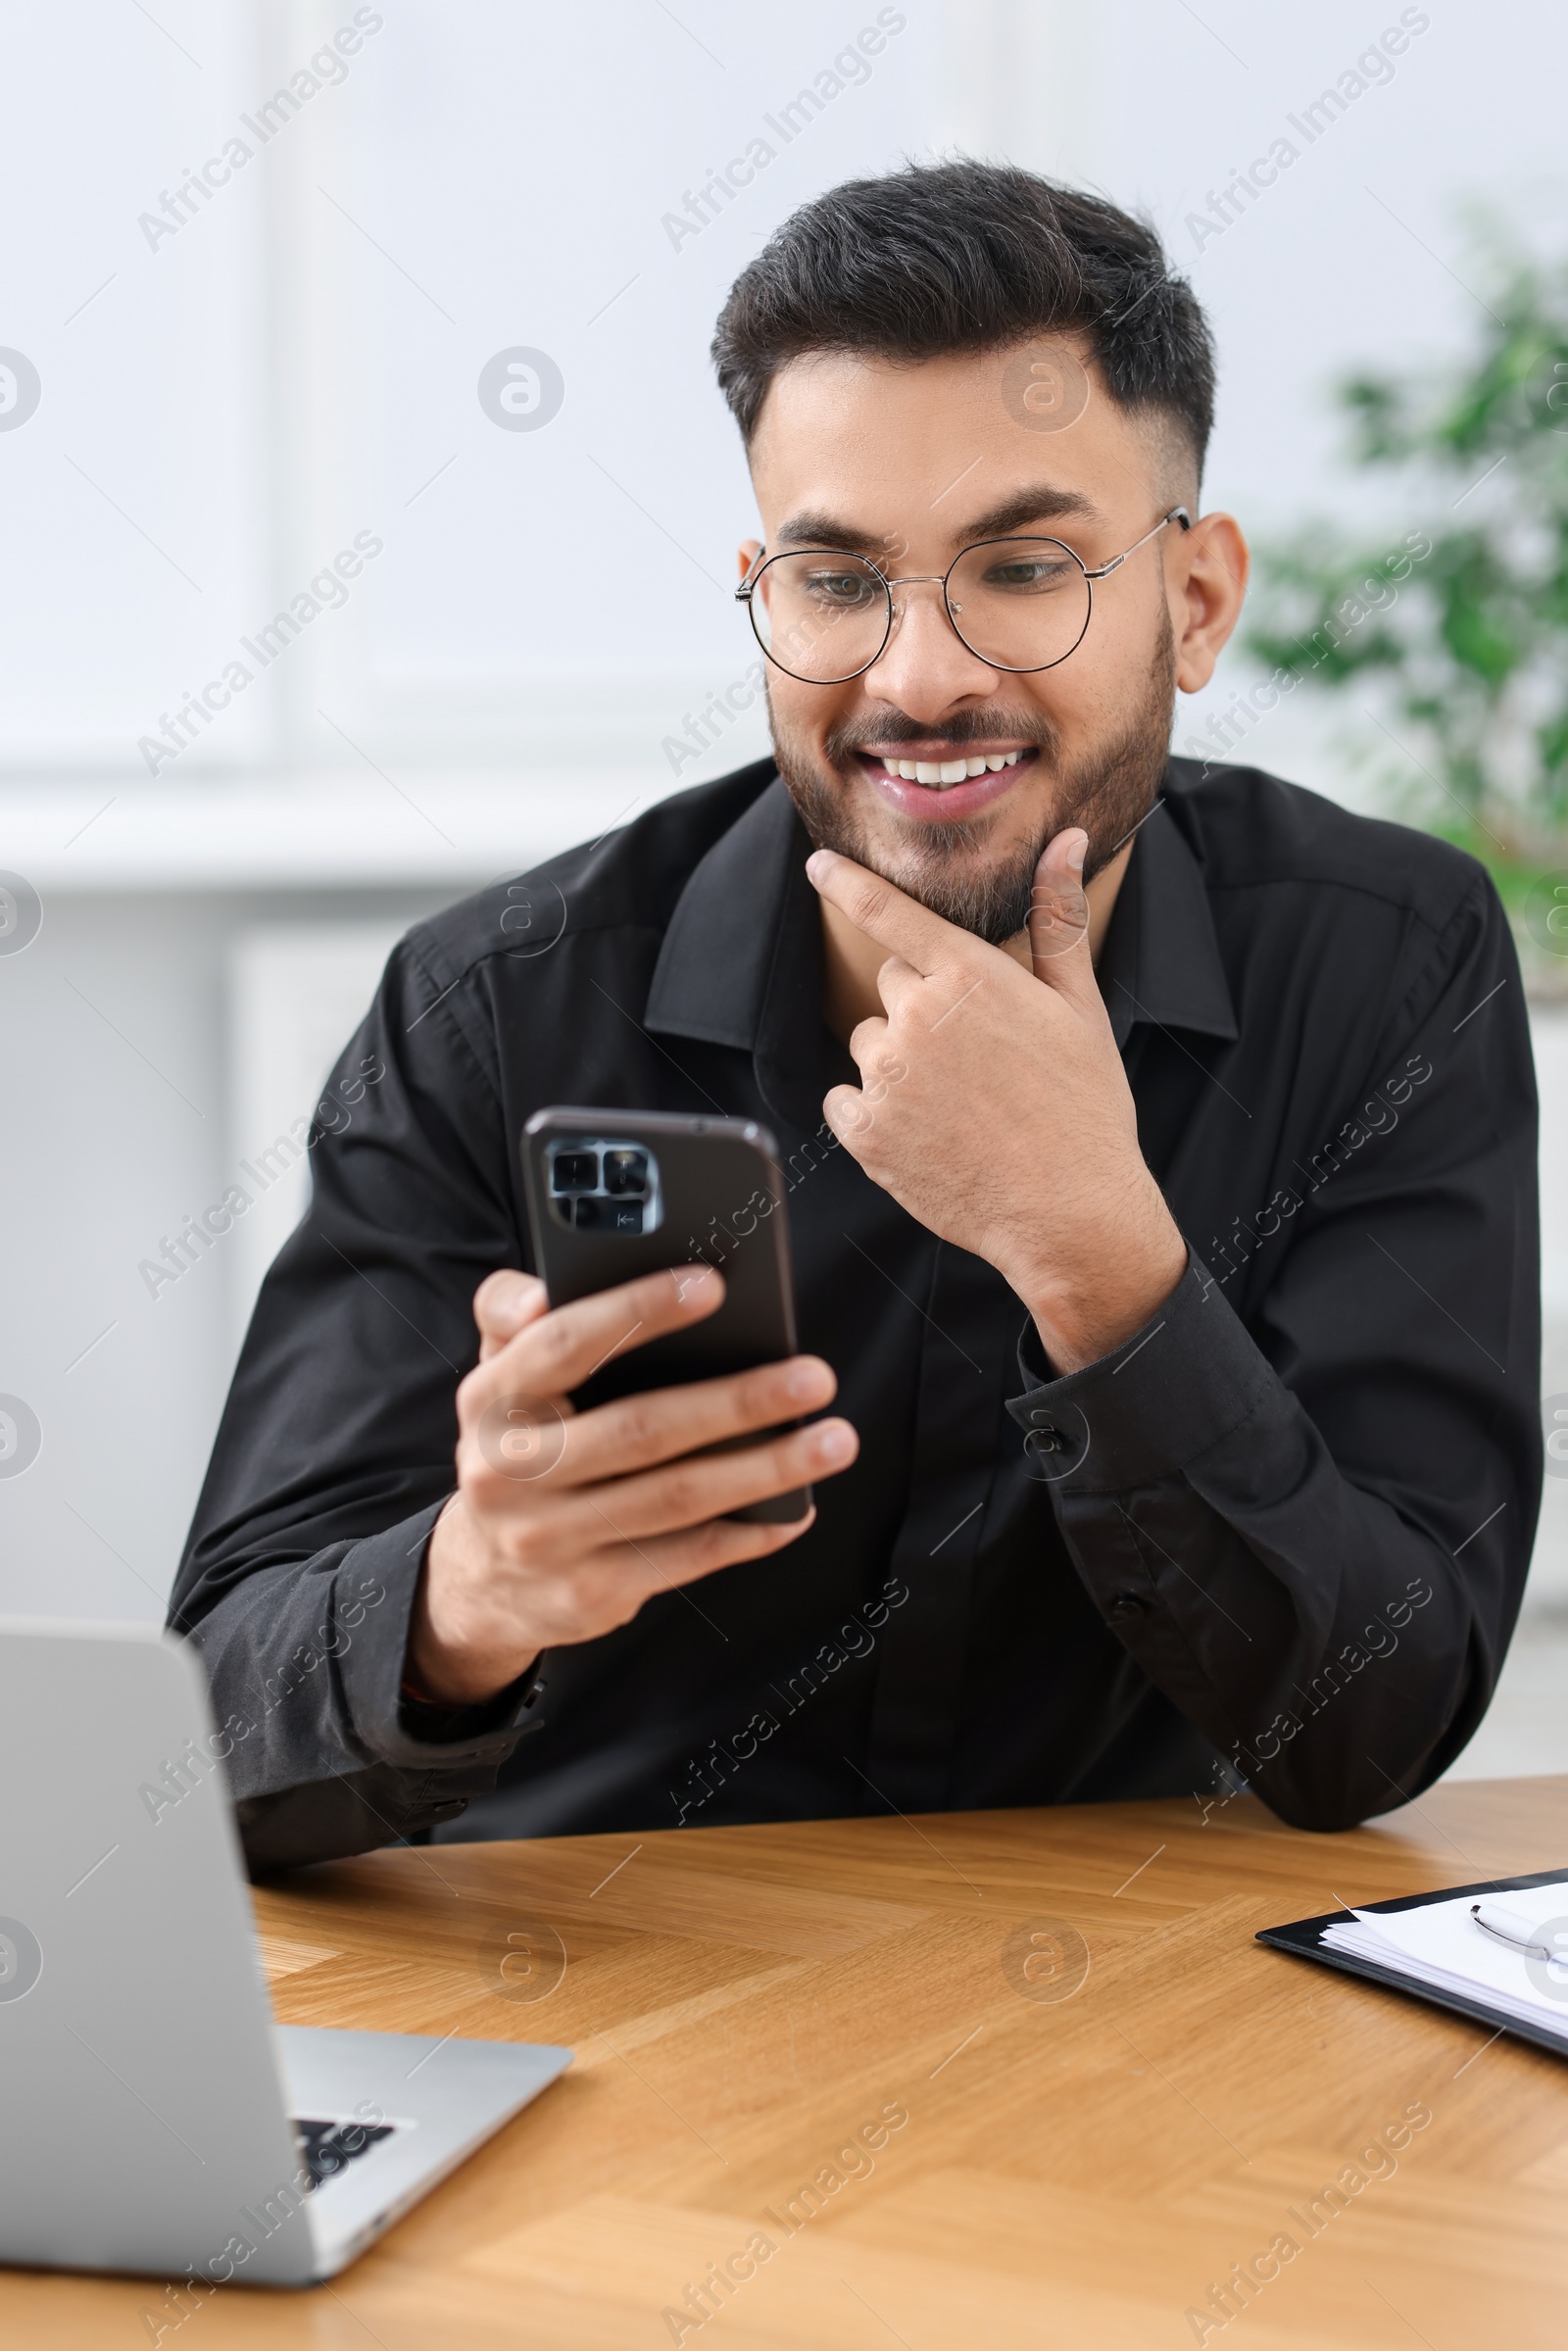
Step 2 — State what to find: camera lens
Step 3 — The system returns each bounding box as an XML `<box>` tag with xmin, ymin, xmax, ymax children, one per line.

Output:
<box><xmin>551</xmin><ymin>1149</ymin><xmax>598</xmax><ymax>1194</ymax></box>
<box><xmin>603</xmin><ymin>1149</ymin><xmax>649</xmax><ymax>1198</ymax></box>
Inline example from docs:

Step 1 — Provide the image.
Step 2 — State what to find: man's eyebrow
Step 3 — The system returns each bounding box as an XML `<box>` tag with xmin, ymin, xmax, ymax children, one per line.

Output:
<box><xmin>956</xmin><ymin>484</ymin><xmax>1101</xmax><ymax>540</ymax></box>
<box><xmin>774</xmin><ymin>511</ymin><xmax>889</xmax><ymax>554</ymax></box>
<box><xmin>773</xmin><ymin>484</ymin><xmax>1102</xmax><ymax>557</ymax></box>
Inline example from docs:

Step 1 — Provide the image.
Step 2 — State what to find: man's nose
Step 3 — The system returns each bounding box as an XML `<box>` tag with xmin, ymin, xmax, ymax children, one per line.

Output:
<box><xmin>859</xmin><ymin>577</ymin><xmax>1000</xmax><ymax>718</ymax></box>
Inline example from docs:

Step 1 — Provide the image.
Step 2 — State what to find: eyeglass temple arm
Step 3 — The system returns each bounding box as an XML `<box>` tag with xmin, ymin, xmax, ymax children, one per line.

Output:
<box><xmin>1083</xmin><ymin>506</ymin><xmax>1193</xmax><ymax>582</ymax></box>
<box><xmin>735</xmin><ymin>547</ymin><xmax>768</xmax><ymax>601</ymax></box>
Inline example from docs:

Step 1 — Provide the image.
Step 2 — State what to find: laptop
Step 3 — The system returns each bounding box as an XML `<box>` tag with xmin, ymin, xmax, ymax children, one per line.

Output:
<box><xmin>0</xmin><ymin>1622</ymin><xmax>571</xmax><ymax>2285</ymax></box>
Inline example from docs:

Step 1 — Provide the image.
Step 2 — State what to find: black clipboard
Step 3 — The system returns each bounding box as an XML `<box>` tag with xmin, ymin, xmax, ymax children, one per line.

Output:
<box><xmin>1256</xmin><ymin>1864</ymin><xmax>1568</xmax><ymax>2062</ymax></box>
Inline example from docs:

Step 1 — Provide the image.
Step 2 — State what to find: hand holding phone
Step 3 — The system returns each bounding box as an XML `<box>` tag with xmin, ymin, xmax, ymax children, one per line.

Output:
<box><xmin>407</xmin><ymin>1239</ymin><xmax>858</xmax><ymax>1712</ymax></box>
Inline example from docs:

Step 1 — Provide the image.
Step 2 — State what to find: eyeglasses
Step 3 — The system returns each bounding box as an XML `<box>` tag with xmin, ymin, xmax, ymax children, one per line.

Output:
<box><xmin>736</xmin><ymin>507</ymin><xmax>1192</xmax><ymax>685</ymax></box>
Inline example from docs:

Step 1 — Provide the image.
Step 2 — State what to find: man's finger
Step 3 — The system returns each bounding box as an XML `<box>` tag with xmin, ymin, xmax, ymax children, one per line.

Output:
<box><xmin>847</xmin><ymin>1010</ymin><xmax>891</xmax><ymax>1069</ymax></box>
<box><xmin>474</xmin><ymin>1270</ymin><xmax>549</xmax><ymax>1363</ymax></box>
<box><xmin>806</xmin><ymin>848</ymin><xmax>968</xmax><ymax>977</ymax></box>
<box><xmin>873</xmin><ymin>954</ymin><xmax>922</xmax><ymax>1018</ymax></box>
<box><xmin>821</xmin><ymin>1079</ymin><xmax>877</xmax><ymax>1147</ymax></box>
<box><xmin>598</xmin><ymin>1505</ymin><xmax>819</xmax><ymax>1601</ymax></box>
<box><xmin>550</xmin><ymin>1415</ymin><xmax>857</xmax><ymax>1549</ymax></box>
<box><xmin>1028</xmin><ymin>828</ymin><xmax>1095</xmax><ymax>990</ymax></box>
<box><xmin>488</xmin><ymin>1262</ymin><xmax>724</xmax><ymax>1397</ymax></box>
<box><xmin>554</xmin><ymin>1353</ymin><xmax>837</xmax><ymax>1487</ymax></box>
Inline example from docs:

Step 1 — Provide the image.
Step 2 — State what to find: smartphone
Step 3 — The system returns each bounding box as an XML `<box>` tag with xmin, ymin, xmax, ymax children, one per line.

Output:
<box><xmin>519</xmin><ymin>1106</ymin><xmax>810</xmax><ymax>1523</ymax></box>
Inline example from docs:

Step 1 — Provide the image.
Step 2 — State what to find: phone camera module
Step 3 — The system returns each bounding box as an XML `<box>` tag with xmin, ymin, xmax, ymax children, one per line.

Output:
<box><xmin>603</xmin><ymin>1148</ymin><xmax>649</xmax><ymax>1199</ymax></box>
<box><xmin>542</xmin><ymin>1133</ymin><xmax>662</xmax><ymax>1235</ymax></box>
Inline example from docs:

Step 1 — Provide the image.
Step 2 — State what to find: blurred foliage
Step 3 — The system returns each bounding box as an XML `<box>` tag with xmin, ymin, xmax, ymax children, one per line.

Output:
<box><xmin>1244</xmin><ymin>222</ymin><xmax>1568</xmax><ymax>869</ymax></box>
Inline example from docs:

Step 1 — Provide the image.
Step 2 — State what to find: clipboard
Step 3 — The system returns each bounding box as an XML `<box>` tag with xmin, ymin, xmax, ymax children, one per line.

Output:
<box><xmin>1256</xmin><ymin>1863</ymin><xmax>1568</xmax><ymax>2061</ymax></box>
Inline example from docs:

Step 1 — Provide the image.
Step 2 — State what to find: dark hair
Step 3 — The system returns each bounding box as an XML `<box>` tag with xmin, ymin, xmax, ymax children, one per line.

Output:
<box><xmin>712</xmin><ymin>159</ymin><xmax>1215</xmax><ymax>478</ymax></box>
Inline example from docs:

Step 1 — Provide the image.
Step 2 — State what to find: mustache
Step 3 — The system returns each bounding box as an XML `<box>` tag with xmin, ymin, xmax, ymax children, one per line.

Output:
<box><xmin>822</xmin><ymin>707</ymin><xmax>1063</xmax><ymax>760</ymax></box>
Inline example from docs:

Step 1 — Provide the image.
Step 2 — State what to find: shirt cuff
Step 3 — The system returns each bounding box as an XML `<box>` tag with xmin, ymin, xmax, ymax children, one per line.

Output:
<box><xmin>332</xmin><ymin>1500</ymin><xmax>549</xmax><ymax>1770</ymax></box>
<box><xmin>1004</xmin><ymin>1248</ymin><xmax>1273</xmax><ymax>1494</ymax></box>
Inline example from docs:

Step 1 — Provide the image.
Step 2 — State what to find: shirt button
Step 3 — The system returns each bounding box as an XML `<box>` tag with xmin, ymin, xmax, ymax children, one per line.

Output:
<box><xmin>1108</xmin><ymin>1592</ymin><xmax>1148</xmax><ymax>1620</ymax></box>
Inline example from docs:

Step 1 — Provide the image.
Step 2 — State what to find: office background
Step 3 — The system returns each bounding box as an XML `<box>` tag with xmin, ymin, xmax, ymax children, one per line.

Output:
<box><xmin>2</xmin><ymin>0</ymin><xmax>1564</xmax><ymax>1772</ymax></box>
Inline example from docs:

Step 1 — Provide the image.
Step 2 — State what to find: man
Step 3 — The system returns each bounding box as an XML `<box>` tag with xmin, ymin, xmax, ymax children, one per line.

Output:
<box><xmin>172</xmin><ymin>162</ymin><xmax>1540</xmax><ymax>1871</ymax></box>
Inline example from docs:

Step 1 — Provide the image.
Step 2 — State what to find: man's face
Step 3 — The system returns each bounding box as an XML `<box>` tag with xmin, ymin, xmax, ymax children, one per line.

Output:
<box><xmin>743</xmin><ymin>343</ymin><xmax>1222</xmax><ymax>943</ymax></box>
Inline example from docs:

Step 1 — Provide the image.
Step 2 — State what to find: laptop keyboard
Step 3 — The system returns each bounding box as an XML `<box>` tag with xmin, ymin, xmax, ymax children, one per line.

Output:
<box><xmin>292</xmin><ymin>2116</ymin><xmax>396</xmax><ymax>2190</ymax></box>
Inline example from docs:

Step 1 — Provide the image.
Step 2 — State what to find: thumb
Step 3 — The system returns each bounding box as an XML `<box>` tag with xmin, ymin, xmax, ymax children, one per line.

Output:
<box><xmin>474</xmin><ymin>1268</ymin><xmax>548</xmax><ymax>1362</ymax></box>
<box><xmin>1027</xmin><ymin>827</ymin><xmax>1094</xmax><ymax>990</ymax></box>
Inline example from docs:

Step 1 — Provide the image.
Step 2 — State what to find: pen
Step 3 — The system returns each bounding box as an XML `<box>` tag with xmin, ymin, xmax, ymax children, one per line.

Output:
<box><xmin>1470</xmin><ymin>1899</ymin><xmax>1568</xmax><ymax>1961</ymax></box>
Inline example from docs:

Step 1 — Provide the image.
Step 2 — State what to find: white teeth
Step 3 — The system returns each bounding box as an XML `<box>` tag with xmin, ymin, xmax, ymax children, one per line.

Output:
<box><xmin>883</xmin><ymin>750</ymin><xmax>1025</xmax><ymax>785</ymax></box>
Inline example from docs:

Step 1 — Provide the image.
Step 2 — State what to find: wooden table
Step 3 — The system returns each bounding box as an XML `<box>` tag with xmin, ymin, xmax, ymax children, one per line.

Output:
<box><xmin>8</xmin><ymin>1777</ymin><xmax>1568</xmax><ymax>2346</ymax></box>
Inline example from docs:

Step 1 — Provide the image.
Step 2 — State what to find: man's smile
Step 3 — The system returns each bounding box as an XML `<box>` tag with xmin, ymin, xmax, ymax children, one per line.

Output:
<box><xmin>855</xmin><ymin>743</ymin><xmax>1039</xmax><ymax>822</ymax></box>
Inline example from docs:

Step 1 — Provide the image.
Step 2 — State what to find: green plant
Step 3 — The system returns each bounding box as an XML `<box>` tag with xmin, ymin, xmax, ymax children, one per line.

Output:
<box><xmin>1243</xmin><ymin>223</ymin><xmax>1568</xmax><ymax>859</ymax></box>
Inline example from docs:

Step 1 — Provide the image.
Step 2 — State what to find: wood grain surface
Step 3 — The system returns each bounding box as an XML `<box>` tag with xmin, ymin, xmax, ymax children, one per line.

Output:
<box><xmin>7</xmin><ymin>1776</ymin><xmax>1568</xmax><ymax>2347</ymax></box>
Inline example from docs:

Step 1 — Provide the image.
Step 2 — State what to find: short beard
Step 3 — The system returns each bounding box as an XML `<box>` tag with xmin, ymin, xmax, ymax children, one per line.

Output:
<box><xmin>770</xmin><ymin>609</ymin><xmax>1177</xmax><ymax>946</ymax></box>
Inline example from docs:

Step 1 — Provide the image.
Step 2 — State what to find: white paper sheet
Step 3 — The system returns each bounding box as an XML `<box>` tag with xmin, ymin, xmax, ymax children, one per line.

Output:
<box><xmin>1320</xmin><ymin>1879</ymin><xmax>1568</xmax><ymax>2042</ymax></box>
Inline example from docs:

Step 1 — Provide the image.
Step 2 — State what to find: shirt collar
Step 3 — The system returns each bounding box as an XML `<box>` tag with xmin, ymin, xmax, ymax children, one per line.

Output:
<box><xmin>644</xmin><ymin>773</ymin><xmax>808</xmax><ymax>1053</ymax></box>
<box><xmin>644</xmin><ymin>768</ymin><xmax>1238</xmax><ymax>1096</ymax></box>
<box><xmin>1097</xmin><ymin>794</ymin><xmax>1238</xmax><ymax>1051</ymax></box>
<box><xmin>644</xmin><ymin>774</ymin><xmax>830</xmax><ymax>1131</ymax></box>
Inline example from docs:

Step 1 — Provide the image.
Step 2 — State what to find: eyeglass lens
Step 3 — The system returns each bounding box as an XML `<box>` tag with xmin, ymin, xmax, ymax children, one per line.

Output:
<box><xmin>747</xmin><ymin>538</ymin><xmax>1092</xmax><ymax>682</ymax></box>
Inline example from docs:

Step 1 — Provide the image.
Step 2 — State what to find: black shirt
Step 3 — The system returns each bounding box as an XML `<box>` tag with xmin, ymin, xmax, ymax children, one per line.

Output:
<box><xmin>169</xmin><ymin>758</ymin><xmax>1542</xmax><ymax>1871</ymax></box>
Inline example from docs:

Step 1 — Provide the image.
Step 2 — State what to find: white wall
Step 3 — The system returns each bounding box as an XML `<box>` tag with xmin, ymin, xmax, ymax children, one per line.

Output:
<box><xmin>0</xmin><ymin>888</ymin><xmax>455</xmax><ymax>1617</ymax></box>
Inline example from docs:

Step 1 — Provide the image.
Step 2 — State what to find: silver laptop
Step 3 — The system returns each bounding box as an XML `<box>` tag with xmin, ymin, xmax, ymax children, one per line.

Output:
<box><xmin>0</xmin><ymin>1622</ymin><xmax>571</xmax><ymax>2285</ymax></box>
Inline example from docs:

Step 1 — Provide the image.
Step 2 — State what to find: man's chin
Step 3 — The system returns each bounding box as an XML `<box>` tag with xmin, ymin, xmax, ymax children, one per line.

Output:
<box><xmin>778</xmin><ymin>758</ymin><xmax>1048</xmax><ymax>946</ymax></box>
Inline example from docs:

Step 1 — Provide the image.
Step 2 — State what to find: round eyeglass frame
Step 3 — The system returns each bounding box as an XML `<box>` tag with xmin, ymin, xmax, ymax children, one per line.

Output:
<box><xmin>736</xmin><ymin>507</ymin><xmax>1192</xmax><ymax>685</ymax></box>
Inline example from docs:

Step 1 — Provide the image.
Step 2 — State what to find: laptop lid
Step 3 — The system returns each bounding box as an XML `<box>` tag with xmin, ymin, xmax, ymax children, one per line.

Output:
<box><xmin>0</xmin><ymin>1622</ymin><xmax>318</xmax><ymax>2284</ymax></box>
